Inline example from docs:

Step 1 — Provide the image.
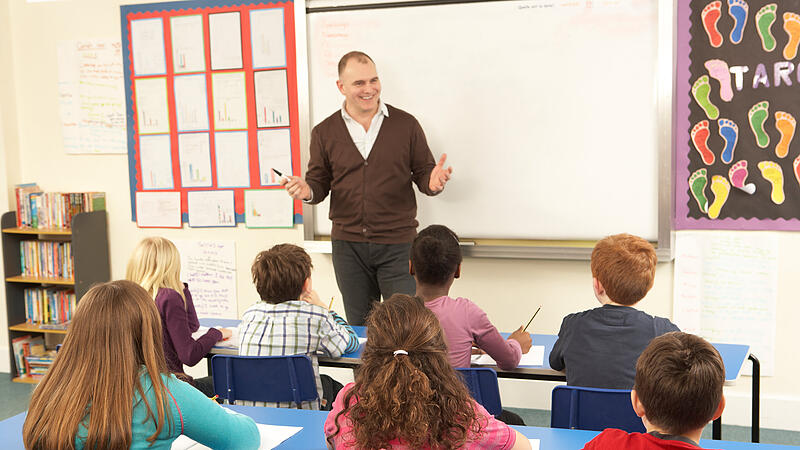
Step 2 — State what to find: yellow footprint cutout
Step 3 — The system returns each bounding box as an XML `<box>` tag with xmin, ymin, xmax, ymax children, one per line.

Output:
<box><xmin>758</xmin><ymin>161</ymin><xmax>785</xmax><ymax>204</ymax></box>
<box><xmin>775</xmin><ymin>111</ymin><xmax>796</xmax><ymax>158</ymax></box>
<box><xmin>784</xmin><ymin>12</ymin><xmax>800</xmax><ymax>60</ymax></box>
<box><xmin>708</xmin><ymin>176</ymin><xmax>730</xmax><ymax>219</ymax></box>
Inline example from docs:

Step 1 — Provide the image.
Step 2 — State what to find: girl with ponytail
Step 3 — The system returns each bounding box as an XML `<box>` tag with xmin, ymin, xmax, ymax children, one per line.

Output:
<box><xmin>324</xmin><ymin>294</ymin><xmax>530</xmax><ymax>449</ymax></box>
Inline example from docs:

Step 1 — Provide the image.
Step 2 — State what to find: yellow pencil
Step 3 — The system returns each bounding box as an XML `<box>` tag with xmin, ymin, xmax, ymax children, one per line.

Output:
<box><xmin>328</xmin><ymin>296</ymin><xmax>334</xmax><ymax>310</ymax></box>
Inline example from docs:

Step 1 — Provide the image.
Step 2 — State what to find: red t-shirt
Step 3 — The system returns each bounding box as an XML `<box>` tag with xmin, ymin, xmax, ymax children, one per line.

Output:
<box><xmin>583</xmin><ymin>429</ymin><xmax>720</xmax><ymax>450</ymax></box>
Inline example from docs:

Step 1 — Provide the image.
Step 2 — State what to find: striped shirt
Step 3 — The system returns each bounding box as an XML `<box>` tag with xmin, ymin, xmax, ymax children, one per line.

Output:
<box><xmin>237</xmin><ymin>300</ymin><xmax>359</xmax><ymax>409</ymax></box>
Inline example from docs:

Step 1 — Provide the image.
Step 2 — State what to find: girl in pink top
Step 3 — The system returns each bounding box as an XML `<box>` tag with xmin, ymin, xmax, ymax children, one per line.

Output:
<box><xmin>324</xmin><ymin>294</ymin><xmax>530</xmax><ymax>450</ymax></box>
<box><xmin>410</xmin><ymin>225</ymin><xmax>532</xmax><ymax>370</ymax></box>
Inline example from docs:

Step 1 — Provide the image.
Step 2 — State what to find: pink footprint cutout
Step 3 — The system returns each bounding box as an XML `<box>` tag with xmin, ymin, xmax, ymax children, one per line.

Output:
<box><xmin>702</xmin><ymin>1</ymin><xmax>724</xmax><ymax>48</ymax></box>
<box><xmin>729</xmin><ymin>160</ymin><xmax>756</xmax><ymax>194</ymax></box>
<box><xmin>794</xmin><ymin>154</ymin><xmax>800</xmax><ymax>189</ymax></box>
<box><xmin>705</xmin><ymin>59</ymin><xmax>733</xmax><ymax>102</ymax></box>
<box><xmin>691</xmin><ymin>120</ymin><xmax>715</xmax><ymax>165</ymax></box>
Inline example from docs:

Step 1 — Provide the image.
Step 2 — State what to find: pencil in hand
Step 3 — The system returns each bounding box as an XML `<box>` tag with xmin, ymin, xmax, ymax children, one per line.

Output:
<box><xmin>328</xmin><ymin>296</ymin><xmax>334</xmax><ymax>310</ymax></box>
<box><xmin>523</xmin><ymin>306</ymin><xmax>542</xmax><ymax>332</ymax></box>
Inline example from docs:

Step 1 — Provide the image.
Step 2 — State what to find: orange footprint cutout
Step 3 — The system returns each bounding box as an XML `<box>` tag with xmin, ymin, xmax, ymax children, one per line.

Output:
<box><xmin>784</xmin><ymin>13</ymin><xmax>800</xmax><ymax>60</ymax></box>
<box><xmin>775</xmin><ymin>111</ymin><xmax>796</xmax><ymax>158</ymax></box>
<box><xmin>691</xmin><ymin>120</ymin><xmax>715</xmax><ymax>165</ymax></box>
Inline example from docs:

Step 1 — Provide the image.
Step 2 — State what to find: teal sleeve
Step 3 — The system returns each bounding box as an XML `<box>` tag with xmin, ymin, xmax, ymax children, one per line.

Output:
<box><xmin>330</xmin><ymin>311</ymin><xmax>360</xmax><ymax>353</ymax></box>
<box><xmin>168</xmin><ymin>376</ymin><xmax>260</xmax><ymax>449</ymax></box>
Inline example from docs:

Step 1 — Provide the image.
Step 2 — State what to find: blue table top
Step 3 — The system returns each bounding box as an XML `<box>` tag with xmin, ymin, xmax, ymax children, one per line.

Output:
<box><xmin>201</xmin><ymin>319</ymin><xmax>749</xmax><ymax>382</ymax></box>
<box><xmin>2</xmin><ymin>407</ymin><xmax>794</xmax><ymax>449</ymax></box>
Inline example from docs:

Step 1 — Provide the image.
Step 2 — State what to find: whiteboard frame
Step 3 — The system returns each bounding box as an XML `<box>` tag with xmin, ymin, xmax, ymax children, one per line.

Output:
<box><xmin>298</xmin><ymin>0</ymin><xmax>675</xmax><ymax>261</ymax></box>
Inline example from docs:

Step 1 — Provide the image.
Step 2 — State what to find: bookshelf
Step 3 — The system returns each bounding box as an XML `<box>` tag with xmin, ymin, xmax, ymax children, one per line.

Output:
<box><xmin>2</xmin><ymin>210</ymin><xmax>109</xmax><ymax>383</ymax></box>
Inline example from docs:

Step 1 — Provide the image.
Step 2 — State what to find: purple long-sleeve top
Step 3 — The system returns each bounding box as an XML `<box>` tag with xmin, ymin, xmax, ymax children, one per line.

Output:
<box><xmin>155</xmin><ymin>285</ymin><xmax>222</xmax><ymax>383</ymax></box>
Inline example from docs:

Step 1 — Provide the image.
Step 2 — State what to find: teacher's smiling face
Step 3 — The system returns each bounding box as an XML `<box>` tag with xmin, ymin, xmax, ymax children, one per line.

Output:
<box><xmin>337</xmin><ymin>58</ymin><xmax>381</xmax><ymax>118</ymax></box>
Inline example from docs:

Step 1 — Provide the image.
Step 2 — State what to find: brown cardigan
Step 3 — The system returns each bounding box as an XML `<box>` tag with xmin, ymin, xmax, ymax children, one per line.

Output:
<box><xmin>305</xmin><ymin>105</ymin><xmax>438</xmax><ymax>244</ymax></box>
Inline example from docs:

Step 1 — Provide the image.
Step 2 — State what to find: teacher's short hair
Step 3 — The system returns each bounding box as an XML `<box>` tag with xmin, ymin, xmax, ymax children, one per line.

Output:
<box><xmin>338</xmin><ymin>51</ymin><xmax>374</xmax><ymax>76</ymax></box>
<box><xmin>251</xmin><ymin>244</ymin><xmax>312</xmax><ymax>304</ymax></box>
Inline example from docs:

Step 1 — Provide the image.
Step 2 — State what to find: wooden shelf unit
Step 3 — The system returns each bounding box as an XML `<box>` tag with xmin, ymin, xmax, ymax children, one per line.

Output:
<box><xmin>2</xmin><ymin>211</ymin><xmax>110</xmax><ymax>383</ymax></box>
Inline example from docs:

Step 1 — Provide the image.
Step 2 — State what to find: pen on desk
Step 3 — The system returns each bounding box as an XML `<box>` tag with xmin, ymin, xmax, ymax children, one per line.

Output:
<box><xmin>328</xmin><ymin>296</ymin><xmax>334</xmax><ymax>310</ymax></box>
<box><xmin>523</xmin><ymin>306</ymin><xmax>542</xmax><ymax>332</ymax></box>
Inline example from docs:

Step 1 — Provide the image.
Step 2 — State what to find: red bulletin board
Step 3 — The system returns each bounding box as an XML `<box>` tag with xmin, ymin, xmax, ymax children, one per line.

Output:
<box><xmin>121</xmin><ymin>0</ymin><xmax>302</xmax><ymax>226</ymax></box>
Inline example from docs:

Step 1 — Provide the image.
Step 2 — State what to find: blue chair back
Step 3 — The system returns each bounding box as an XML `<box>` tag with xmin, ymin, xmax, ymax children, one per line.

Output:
<box><xmin>457</xmin><ymin>367</ymin><xmax>502</xmax><ymax>416</ymax></box>
<box><xmin>211</xmin><ymin>355</ymin><xmax>318</xmax><ymax>406</ymax></box>
<box><xmin>551</xmin><ymin>385</ymin><xmax>645</xmax><ymax>433</ymax></box>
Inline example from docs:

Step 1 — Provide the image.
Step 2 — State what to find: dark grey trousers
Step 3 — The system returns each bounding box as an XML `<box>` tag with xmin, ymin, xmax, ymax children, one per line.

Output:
<box><xmin>331</xmin><ymin>239</ymin><xmax>416</xmax><ymax>326</ymax></box>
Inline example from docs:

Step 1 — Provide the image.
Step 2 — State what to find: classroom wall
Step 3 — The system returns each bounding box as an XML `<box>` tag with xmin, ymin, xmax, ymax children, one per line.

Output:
<box><xmin>1</xmin><ymin>0</ymin><xmax>799</xmax><ymax>431</ymax></box>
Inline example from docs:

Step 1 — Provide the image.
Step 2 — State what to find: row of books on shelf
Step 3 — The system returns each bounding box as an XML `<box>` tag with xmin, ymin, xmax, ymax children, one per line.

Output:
<box><xmin>14</xmin><ymin>183</ymin><xmax>106</xmax><ymax>229</ymax></box>
<box><xmin>19</xmin><ymin>240</ymin><xmax>74</xmax><ymax>280</ymax></box>
<box><xmin>11</xmin><ymin>335</ymin><xmax>56</xmax><ymax>378</ymax></box>
<box><xmin>25</xmin><ymin>287</ymin><xmax>76</xmax><ymax>329</ymax></box>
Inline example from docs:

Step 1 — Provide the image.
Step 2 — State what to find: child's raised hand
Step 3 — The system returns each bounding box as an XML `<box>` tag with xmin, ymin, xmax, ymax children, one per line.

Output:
<box><xmin>300</xmin><ymin>290</ymin><xmax>327</xmax><ymax>308</ymax></box>
<box><xmin>508</xmin><ymin>326</ymin><xmax>533</xmax><ymax>354</ymax></box>
<box><xmin>218</xmin><ymin>328</ymin><xmax>233</xmax><ymax>341</ymax></box>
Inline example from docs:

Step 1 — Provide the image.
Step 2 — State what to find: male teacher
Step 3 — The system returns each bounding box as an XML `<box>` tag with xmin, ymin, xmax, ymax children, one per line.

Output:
<box><xmin>283</xmin><ymin>51</ymin><xmax>452</xmax><ymax>325</ymax></box>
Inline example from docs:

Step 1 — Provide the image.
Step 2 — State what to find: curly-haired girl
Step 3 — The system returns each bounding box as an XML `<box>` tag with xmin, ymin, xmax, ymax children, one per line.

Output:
<box><xmin>324</xmin><ymin>294</ymin><xmax>530</xmax><ymax>450</ymax></box>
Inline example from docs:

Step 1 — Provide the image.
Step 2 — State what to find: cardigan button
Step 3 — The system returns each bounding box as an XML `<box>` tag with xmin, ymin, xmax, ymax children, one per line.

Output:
<box><xmin>364</xmin><ymin>161</ymin><xmax>368</xmax><ymax>166</ymax></box>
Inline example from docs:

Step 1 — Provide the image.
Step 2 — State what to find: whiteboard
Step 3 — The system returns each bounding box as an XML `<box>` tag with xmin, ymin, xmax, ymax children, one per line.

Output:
<box><xmin>306</xmin><ymin>0</ymin><xmax>666</xmax><ymax>242</ymax></box>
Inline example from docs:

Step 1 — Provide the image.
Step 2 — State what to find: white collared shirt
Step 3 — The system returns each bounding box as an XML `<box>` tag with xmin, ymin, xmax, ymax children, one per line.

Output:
<box><xmin>340</xmin><ymin>100</ymin><xmax>389</xmax><ymax>160</ymax></box>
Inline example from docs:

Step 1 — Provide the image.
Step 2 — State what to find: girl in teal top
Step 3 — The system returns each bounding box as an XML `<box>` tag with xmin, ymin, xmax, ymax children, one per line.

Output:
<box><xmin>23</xmin><ymin>280</ymin><xmax>259</xmax><ymax>450</ymax></box>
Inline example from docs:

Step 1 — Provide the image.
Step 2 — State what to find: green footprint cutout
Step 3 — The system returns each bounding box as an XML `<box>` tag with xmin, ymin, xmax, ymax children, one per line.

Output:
<box><xmin>757</xmin><ymin>4</ymin><xmax>778</xmax><ymax>52</ymax></box>
<box><xmin>748</xmin><ymin>101</ymin><xmax>770</xmax><ymax>148</ymax></box>
<box><xmin>689</xmin><ymin>168</ymin><xmax>709</xmax><ymax>213</ymax></box>
<box><xmin>692</xmin><ymin>75</ymin><xmax>719</xmax><ymax>120</ymax></box>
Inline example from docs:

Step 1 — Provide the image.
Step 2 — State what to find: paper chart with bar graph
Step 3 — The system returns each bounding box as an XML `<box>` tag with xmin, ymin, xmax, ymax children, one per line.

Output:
<box><xmin>123</xmin><ymin>0</ymin><xmax>301</xmax><ymax>227</ymax></box>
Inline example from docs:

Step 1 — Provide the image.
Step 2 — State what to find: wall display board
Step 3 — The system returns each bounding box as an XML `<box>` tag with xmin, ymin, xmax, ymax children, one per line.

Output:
<box><xmin>121</xmin><ymin>0</ymin><xmax>301</xmax><ymax>227</ymax></box>
<box><xmin>305</xmin><ymin>0</ymin><xmax>674</xmax><ymax>259</ymax></box>
<box><xmin>676</xmin><ymin>0</ymin><xmax>800</xmax><ymax>230</ymax></box>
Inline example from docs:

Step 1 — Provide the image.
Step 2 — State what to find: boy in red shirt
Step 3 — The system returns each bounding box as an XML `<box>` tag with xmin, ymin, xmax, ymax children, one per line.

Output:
<box><xmin>583</xmin><ymin>332</ymin><xmax>725</xmax><ymax>449</ymax></box>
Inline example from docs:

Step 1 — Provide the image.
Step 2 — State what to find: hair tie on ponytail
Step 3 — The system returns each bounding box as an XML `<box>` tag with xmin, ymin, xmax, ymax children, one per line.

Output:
<box><xmin>393</xmin><ymin>350</ymin><xmax>408</xmax><ymax>357</ymax></box>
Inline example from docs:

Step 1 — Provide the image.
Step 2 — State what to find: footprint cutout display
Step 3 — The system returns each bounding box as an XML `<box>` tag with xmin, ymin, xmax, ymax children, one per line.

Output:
<box><xmin>748</xmin><ymin>101</ymin><xmax>770</xmax><ymax>148</ymax></box>
<box><xmin>774</xmin><ymin>111</ymin><xmax>796</xmax><ymax>158</ymax></box>
<box><xmin>793</xmin><ymin>154</ymin><xmax>800</xmax><ymax>188</ymax></box>
<box><xmin>783</xmin><ymin>12</ymin><xmax>800</xmax><ymax>59</ymax></box>
<box><xmin>758</xmin><ymin>160</ymin><xmax>785</xmax><ymax>204</ymax></box>
<box><xmin>728</xmin><ymin>0</ymin><xmax>749</xmax><ymax>44</ymax></box>
<box><xmin>705</xmin><ymin>59</ymin><xmax>733</xmax><ymax>102</ymax></box>
<box><xmin>702</xmin><ymin>1</ymin><xmax>724</xmax><ymax>48</ymax></box>
<box><xmin>718</xmin><ymin>118</ymin><xmax>738</xmax><ymax>164</ymax></box>
<box><xmin>728</xmin><ymin>160</ymin><xmax>756</xmax><ymax>194</ymax></box>
<box><xmin>692</xmin><ymin>120</ymin><xmax>715</xmax><ymax>165</ymax></box>
<box><xmin>708</xmin><ymin>176</ymin><xmax>731</xmax><ymax>219</ymax></box>
<box><xmin>689</xmin><ymin>168</ymin><xmax>710</xmax><ymax>213</ymax></box>
<box><xmin>692</xmin><ymin>76</ymin><xmax>720</xmax><ymax>120</ymax></box>
<box><xmin>756</xmin><ymin>3</ymin><xmax>778</xmax><ymax>52</ymax></box>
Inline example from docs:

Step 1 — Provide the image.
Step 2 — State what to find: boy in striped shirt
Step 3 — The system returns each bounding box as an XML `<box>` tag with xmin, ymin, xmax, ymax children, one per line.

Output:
<box><xmin>238</xmin><ymin>244</ymin><xmax>359</xmax><ymax>410</ymax></box>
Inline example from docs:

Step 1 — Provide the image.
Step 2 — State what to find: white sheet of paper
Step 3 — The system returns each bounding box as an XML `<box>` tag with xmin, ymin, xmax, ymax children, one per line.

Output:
<box><xmin>212</xmin><ymin>72</ymin><xmax>248</xmax><ymax>130</ymax></box>
<box><xmin>174</xmin><ymin>240</ymin><xmax>238</xmax><ymax>319</ymax></box>
<box><xmin>171</xmin><ymin>423</ymin><xmax>302</xmax><ymax>450</ymax></box>
<box><xmin>187</xmin><ymin>190</ymin><xmax>236</xmax><ymax>227</ymax></box>
<box><xmin>139</xmin><ymin>134</ymin><xmax>174</xmax><ymax>189</ymax></box>
<box><xmin>131</xmin><ymin>18</ymin><xmax>167</xmax><ymax>75</ymax></box>
<box><xmin>135</xmin><ymin>191</ymin><xmax>181</xmax><ymax>228</ymax></box>
<box><xmin>174</xmin><ymin>74</ymin><xmax>210</xmax><ymax>131</ymax></box>
<box><xmin>193</xmin><ymin>326</ymin><xmax>238</xmax><ymax>349</ymax></box>
<box><xmin>250</xmin><ymin>8</ymin><xmax>286</xmax><ymax>68</ymax></box>
<box><xmin>244</xmin><ymin>189</ymin><xmax>293</xmax><ymax>228</ymax></box>
<box><xmin>358</xmin><ymin>337</ymin><xmax>367</xmax><ymax>344</ymax></box>
<box><xmin>135</xmin><ymin>77</ymin><xmax>170</xmax><ymax>134</ymax></box>
<box><xmin>529</xmin><ymin>438</ymin><xmax>540</xmax><ymax>450</ymax></box>
<box><xmin>470</xmin><ymin>345</ymin><xmax>544</xmax><ymax>367</ymax></box>
<box><xmin>178</xmin><ymin>133</ymin><xmax>213</xmax><ymax>188</ymax></box>
<box><xmin>254</xmin><ymin>69</ymin><xmax>289</xmax><ymax>128</ymax></box>
<box><xmin>209</xmin><ymin>12</ymin><xmax>243</xmax><ymax>70</ymax></box>
<box><xmin>170</xmin><ymin>14</ymin><xmax>206</xmax><ymax>73</ymax></box>
<box><xmin>673</xmin><ymin>231</ymin><xmax>778</xmax><ymax>376</ymax></box>
<box><xmin>257</xmin><ymin>128</ymin><xmax>292</xmax><ymax>186</ymax></box>
<box><xmin>56</xmin><ymin>39</ymin><xmax>126</xmax><ymax>154</ymax></box>
<box><xmin>214</xmin><ymin>131</ymin><xmax>250</xmax><ymax>187</ymax></box>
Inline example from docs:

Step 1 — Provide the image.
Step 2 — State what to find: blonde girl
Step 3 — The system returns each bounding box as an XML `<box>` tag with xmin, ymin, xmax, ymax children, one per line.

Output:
<box><xmin>23</xmin><ymin>280</ymin><xmax>258</xmax><ymax>449</ymax></box>
<box><xmin>126</xmin><ymin>237</ymin><xmax>230</xmax><ymax>396</ymax></box>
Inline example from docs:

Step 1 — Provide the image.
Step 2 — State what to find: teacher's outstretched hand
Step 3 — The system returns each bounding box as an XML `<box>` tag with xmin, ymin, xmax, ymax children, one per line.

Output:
<box><xmin>429</xmin><ymin>153</ymin><xmax>453</xmax><ymax>193</ymax></box>
<box><xmin>282</xmin><ymin>176</ymin><xmax>312</xmax><ymax>201</ymax></box>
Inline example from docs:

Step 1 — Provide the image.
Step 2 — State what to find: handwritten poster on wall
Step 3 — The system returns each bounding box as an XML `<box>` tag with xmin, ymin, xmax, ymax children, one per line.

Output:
<box><xmin>676</xmin><ymin>0</ymin><xmax>800</xmax><ymax>230</ymax></box>
<box><xmin>57</xmin><ymin>39</ymin><xmax>127</xmax><ymax>154</ymax></box>
<box><xmin>173</xmin><ymin>239</ymin><xmax>237</xmax><ymax>319</ymax></box>
<box><xmin>121</xmin><ymin>0</ymin><xmax>301</xmax><ymax>227</ymax></box>
<box><xmin>673</xmin><ymin>231</ymin><xmax>777</xmax><ymax>375</ymax></box>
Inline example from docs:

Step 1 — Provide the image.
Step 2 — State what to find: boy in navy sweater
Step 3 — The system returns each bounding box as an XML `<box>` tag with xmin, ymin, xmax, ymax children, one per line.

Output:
<box><xmin>550</xmin><ymin>233</ymin><xmax>679</xmax><ymax>388</ymax></box>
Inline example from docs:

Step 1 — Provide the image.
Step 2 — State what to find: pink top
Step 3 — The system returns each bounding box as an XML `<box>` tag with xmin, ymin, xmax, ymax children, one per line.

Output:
<box><xmin>324</xmin><ymin>383</ymin><xmax>517</xmax><ymax>450</ymax></box>
<box><xmin>425</xmin><ymin>296</ymin><xmax>522</xmax><ymax>370</ymax></box>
